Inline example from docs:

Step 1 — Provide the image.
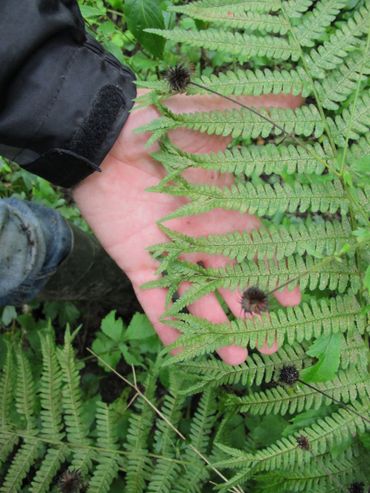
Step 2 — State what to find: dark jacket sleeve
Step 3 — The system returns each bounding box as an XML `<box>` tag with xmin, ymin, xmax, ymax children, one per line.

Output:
<box><xmin>0</xmin><ymin>0</ymin><xmax>137</xmax><ymax>188</ymax></box>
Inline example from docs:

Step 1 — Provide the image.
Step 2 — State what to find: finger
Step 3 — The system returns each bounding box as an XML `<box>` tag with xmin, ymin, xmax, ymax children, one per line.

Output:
<box><xmin>274</xmin><ymin>285</ymin><xmax>302</xmax><ymax>306</ymax></box>
<box><xmin>178</xmin><ymin>282</ymin><xmax>248</xmax><ymax>365</ymax></box>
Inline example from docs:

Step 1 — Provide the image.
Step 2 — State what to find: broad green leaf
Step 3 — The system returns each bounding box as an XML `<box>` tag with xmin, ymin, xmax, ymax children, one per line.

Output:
<box><xmin>125</xmin><ymin>313</ymin><xmax>155</xmax><ymax>341</ymax></box>
<box><xmin>92</xmin><ymin>335</ymin><xmax>121</xmax><ymax>369</ymax></box>
<box><xmin>101</xmin><ymin>310</ymin><xmax>125</xmax><ymax>342</ymax></box>
<box><xmin>125</xmin><ymin>0</ymin><xmax>166</xmax><ymax>57</ymax></box>
<box><xmin>300</xmin><ymin>333</ymin><xmax>343</xmax><ymax>383</ymax></box>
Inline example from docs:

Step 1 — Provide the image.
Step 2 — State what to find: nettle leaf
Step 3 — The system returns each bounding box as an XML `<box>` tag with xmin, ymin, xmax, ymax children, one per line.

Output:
<box><xmin>300</xmin><ymin>333</ymin><xmax>343</xmax><ymax>383</ymax></box>
<box><xmin>125</xmin><ymin>0</ymin><xmax>166</xmax><ymax>57</ymax></box>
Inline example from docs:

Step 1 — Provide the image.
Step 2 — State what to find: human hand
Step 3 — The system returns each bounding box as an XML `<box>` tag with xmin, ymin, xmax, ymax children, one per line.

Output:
<box><xmin>73</xmin><ymin>89</ymin><xmax>302</xmax><ymax>365</ymax></box>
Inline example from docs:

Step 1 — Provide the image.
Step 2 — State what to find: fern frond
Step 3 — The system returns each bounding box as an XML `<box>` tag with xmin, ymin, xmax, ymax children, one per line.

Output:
<box><xmin>153</xmin><ymin>139</ymin><xmax>328</xmax><ymax>176</ymax></box>
<box><xmin>155</xmin><ymin>180</ymin><xmax>347</xmax><ymax>221</ymax></box>
<box><xmin>170</xmin><ymin>6</ymin><xmax>289</xmax><ymax>34</ymax></box>
<box><xmin>152</xmin><ymin>218</ymin><xmax>352</xmax><ymax>264</ymax></box>
<box><xmin>0</xmin><ymin>345</ymin><xmax>15</xmax><ymax>430</ymax></box>
<box><xmin>162</xmin><ymin>255</ymin><xmax>359</xmax><ymax>316</ymax></box>
<box><xmin>87</xmin><ymin>403</ymin><xmax>120</xmax><ymax>493</ymax></box>
<box><xmin>164</xmin><ymin>295</ymin><xmax>364</xmax><ymax>362</ymax></box>
<box><xmin>143</xmin><ymin>104</ymin><xmax>323</xmax><ymax>144</ymax></box>
<box><xmin>254</xmin><ymin>451</ymin><xmax>362</xmax><ymax>493</ymax></box>
<box><xmin>169</xmin><ymin>0</ymin><xmax>282</xmax><ymax>17</ymax></box>
<box><xmin>39</xmin><ymin>333</ymin><xmax>64</xmax><ymax>441</ymax></box>
<box><xmin>172</xmin><ymin>390</ymin><xmax>217</xmax><ymax>493</ymax></box>
<box><xmin>57</xmin><ymin>329</ymin><xmax>93</xmax><ymax>474</ymax></box>
<box><xmin>348</xmin><ymin>132</ymin><xmax>370</xmax><ymax>162</ymax></box>
<box><xmin>214</xmin><ymin>402</ymin><xmax>368</xmax><ymax>485</ymax></box>
<box><xmin>146</xmin><ymin>389</ymin><xmax>185</xmax><ymax>493</ymax></box>
<box><xmin>124</xmin><ymin>372</ymin><xmax>156</xmax><ymax>493</ymax></box>
<box><xmin>317</xmin><ymin>50</ymin><xmax>370</xmax><ymax>110</ymax></box>
<box><xmin>305</xmin><ymin>4</ymin><xmax>370</xmax><ymax>78</ymax></box>
<box><xmin>329</xmin><ymin>89</ymin><xmax>370</xmax><ymax>147</ymax></box>
<box><xmin>284</xmin><ymin>0</ymin><xmax>315</xmax><ymax>18</ymax></box>
<box><xmin>177</xmin><ymin>346</ymin><xmax>307</xmax><ymax>394</ymax></box>
<box><xmin>176</xmin><ymin>334</ymin><xmax>367</xmax><ymax>395</ymax></box>
<box><xmin>30</xmin><ymin>446</ymin><xmax>67</xmax><ymax>493</ymax></box>
<box><xmin>292</xmin><ymin>0</ymin><xmax>347</xmax><ymax>48</ymax></box>
<box><xmin>15</xmin><ymin>350</ymin><xmax>37</xmax><ymax>432</ymax></box>
<box><xmin>225</xmin><ymin>368</ymin><xmax>370</xmax><ymax>415</ymax></box>
<box><xmin>0</xmin><ymin>439</ymin><xmax>44</xmax><ymax>493</ymax></box>
<box><xmin>146</xmin><ymin>28</ymin><xmax>299</xmax><ymax>61</ymax></box>
<box><xmin>142</xmin><ymin>67</ymin><xmax>312</xmax><ymax>97</ymax></box>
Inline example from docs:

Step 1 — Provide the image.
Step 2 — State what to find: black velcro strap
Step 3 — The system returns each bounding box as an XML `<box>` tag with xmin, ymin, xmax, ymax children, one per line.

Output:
<box><xmin>69</xmin><ymin>84</ymin><xmax>125</xmax><ymax>161</ymax></box>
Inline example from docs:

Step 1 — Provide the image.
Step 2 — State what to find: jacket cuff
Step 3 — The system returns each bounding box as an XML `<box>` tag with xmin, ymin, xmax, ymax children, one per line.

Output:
<box><xmin>1</xmin><ymin>33</ymin><xmax>136</xmax><ymax>188</ymax></box>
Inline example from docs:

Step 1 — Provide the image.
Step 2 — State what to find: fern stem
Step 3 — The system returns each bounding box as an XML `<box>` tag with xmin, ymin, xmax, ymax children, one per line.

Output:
<box><xmin>189</xmin><ymin>81</ymin><xmax>334</xmax><ymax>175</ymax></box>
<box><xmin>87</xmin><ymin>350</ymin><xmax>245</xmax><ymax>493</ymax></box>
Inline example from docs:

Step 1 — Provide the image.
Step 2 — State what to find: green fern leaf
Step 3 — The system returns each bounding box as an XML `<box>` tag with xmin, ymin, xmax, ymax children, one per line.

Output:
<box><xmin>30</xmin><ymin>447</ymin><xmax>67</xmax><ymax>493</ymax></box>
<box><xmin>15</xmin><ymin>350</ymin><xmax>37</xmax><ymax>432</ymax></box>
<box><xmin>329</xmin><ymin>89</ymin><xmax>370</xmax><ymax>146</ymax></box>
<box><xmin>172</xmin><ymin>390</ymin><xmax>217</xmax><ymax>493</ymax></box>
<box><xmin>146</xmin><ymin>28</ymin><xmax>299</xmax><ymax>61</ymax></box>
<box><xmin>155</xmin><ymin>180</ymin><xmax>347</xmax><ymax>221</ymax></box>
<box><xmin>214</xmin><ymin>402</ymin><xmax>368</xmax><ymax>487</ymax></box>
<box><xmin>39</xmin><ymin>333</ymin><xmax>64</xmax><ymax>441</ymax></box>
<box><xmin>318</xmin><ymin>50</ymin><xmax>370</xmax><ymax>110</ymax></box>
<box><xmin>225</xmin><ymin>368</ymin><xmax>370</xmax><ymax>415</ymax></box>
<box><xmin>176</xmin><ymin>334</ymin><xmax>367</xmax><ymax>395</ymax></box>
<box><xmin>305</xmin><ymin>4</ymin><xmax>370</xmax><ymax>78</ymax></box>
<box><xmin>0</xmin><ymin>439</ymin><xmax>44</xmax><ymax>493</ymax></box>
<box><xmin>152</xmin><ymin>218</ymin><xmax>352</xmax><ymax>263</ymax></box>
<box><xmin>147</xmin><ymin>389</ymin><xmax>185</xmax><ymax>493</ymax></box>
<box><xmin>153</xmin><ymin>139</ymin><xmax>328</xmax><ymax>176</ymax></box>
<box><xmin>170</xmin><ymin>6</ymin><xmax>289</xmax><ymax>34</ymax></box>
<box><xmin>163</xmin><ymin>255</ymin><xmax>359</xmax><ymax>316</ymax></box>
<box><xmin>284</xmin><ymin>0</ymin><xmax>315</xmax><ymax>18</ymax></box>
<box><xmin>87</xmin><ymin>402</ymin><xmax>120</xmax><ymax>493</ymax></box>
<box><xmin>168</xmin><ymin>0</ymin><xmax>282</xmax><ymax>17</ymax></box>
<box><xmin>292</xmin><ymin>0</ymin><xmax>347</xmax><ymax>48</ymax></box>
<box><xmin>142</xmin><ymin>104</ymin><xmax>323</xmax><ymax>143</ymax></box>
<box><xmin>124</xmin><ymin>372</ymin><xmax>156</xmax><ymax>493</ymax></box>
<box><xmin>57</xmin><ymin>329</ymin><xmax>94</xmax><ymax>474</ymax></box>
<box><xmin>0</xmin><ymin>345</ymin><xmax>15</xmax><ymax>430</ymax></box>
<box><xmin>254</xmin><ymin>450</ymin><xmax>362</xmax><ymax>493</ymax></box>
<box><xmin>164</xmin><ymin>295</ymin><xmax>364</xmax><ymax>362</ymax></box>
<box><xmin>142</xmin><ymin>67</ymin><xmax>312</xmax><ymax>98</ymax></box>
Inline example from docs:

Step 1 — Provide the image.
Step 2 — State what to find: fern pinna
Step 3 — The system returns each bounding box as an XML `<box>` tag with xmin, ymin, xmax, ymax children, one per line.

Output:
<box><xmin>138</xmin><ymin>0</ymin><xmax>370</xmax><ymax>491</ymax></box>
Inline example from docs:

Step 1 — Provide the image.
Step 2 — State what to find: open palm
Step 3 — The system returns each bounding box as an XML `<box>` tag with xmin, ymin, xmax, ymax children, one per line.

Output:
<box><xmin>73</xmin><ymin>90</ymin><xmax>302</xmax><ymax>365</ymax></box>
